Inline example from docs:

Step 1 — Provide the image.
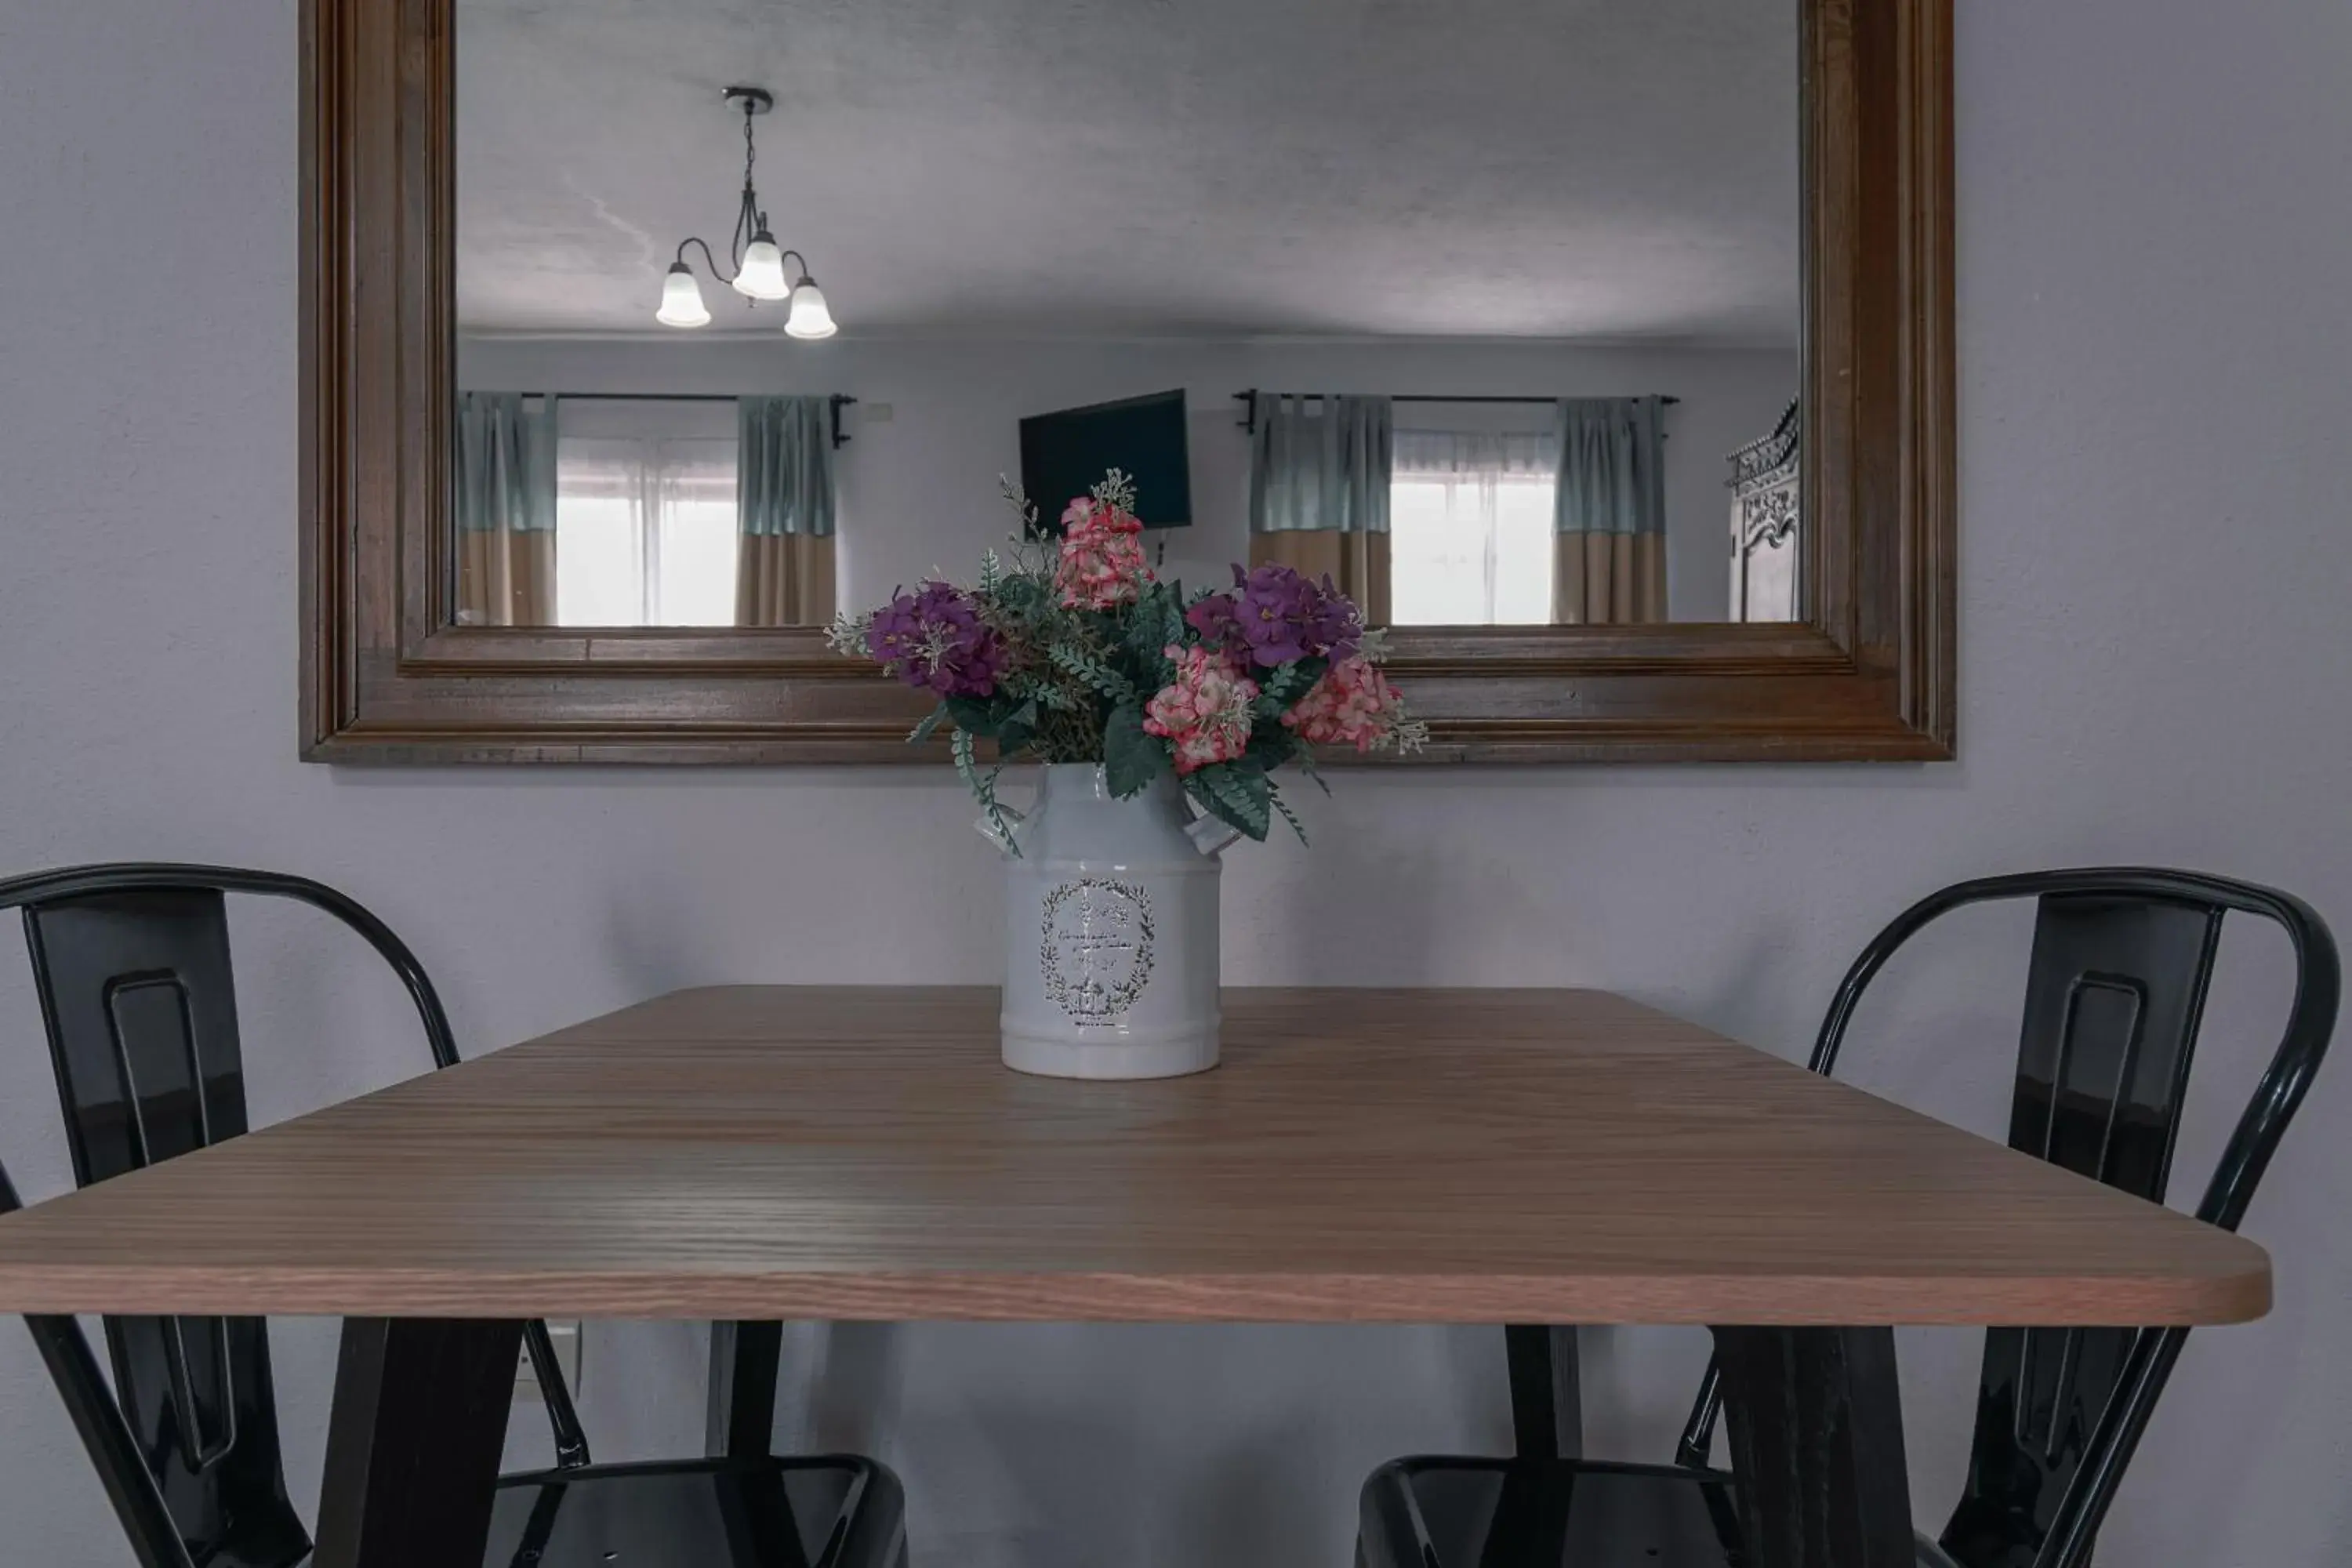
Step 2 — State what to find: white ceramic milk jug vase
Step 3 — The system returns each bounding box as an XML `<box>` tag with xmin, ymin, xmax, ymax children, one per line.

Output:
<box><xmin>985</xmin><ymin>763</ymin><xmax>1236</xmax><ymax>1080</ymax></box>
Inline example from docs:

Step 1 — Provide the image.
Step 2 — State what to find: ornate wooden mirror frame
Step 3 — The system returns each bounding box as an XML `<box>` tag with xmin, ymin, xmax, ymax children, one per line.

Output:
<box><xmin>300</xmin><ymin>0</ymin><xmax>1952</xmax><ymax>764</ymax></box>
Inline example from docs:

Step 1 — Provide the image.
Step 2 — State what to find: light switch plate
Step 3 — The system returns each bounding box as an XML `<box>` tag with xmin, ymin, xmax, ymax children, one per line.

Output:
<box><xmin>515</xmin><ymin>1320</ymin><xmax>583</xmax><ymax>1401</ymax></box>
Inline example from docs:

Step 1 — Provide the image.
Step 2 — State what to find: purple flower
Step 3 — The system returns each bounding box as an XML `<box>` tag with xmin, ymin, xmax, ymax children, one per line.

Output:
<box><xmin>1191</xmin><ymin>564</ymin><xmax>1363</xmax><ymax>668</ymax></box>
<box><xmin>866</xmin><ymin>582</ymin><xmax>1006</xmax><ymax>697</ymax></box>
<box><xmin>1185</xmin><ymin>590</ymin><xmax>1244</xmax><ymax>648</ymax></box>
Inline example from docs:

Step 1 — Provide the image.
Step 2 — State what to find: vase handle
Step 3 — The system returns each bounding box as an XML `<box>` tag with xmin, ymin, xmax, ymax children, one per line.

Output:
<box><xmin>976</xmin><ymin>802</ymin><xmax>1027</xmax><ymax>855</ymax></box>
<box><xmin>1185</xmin><ymin>813</ymin><xmax>1243</xmax><ymax>858</ymax></box>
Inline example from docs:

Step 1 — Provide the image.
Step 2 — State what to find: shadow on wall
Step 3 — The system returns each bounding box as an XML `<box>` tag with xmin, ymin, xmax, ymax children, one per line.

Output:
<box><xmin>809</xmin><ymin>1322</ymin><xmax>903</xmax><ymax>1457</ymax></box>
<box><xmin>1167</xmin><ymin>1409</ymin><xmax>1332</xmax><ymax>1568</ymax></box>
<box><xmin>1265</xmin><ymin>823</ymin><xmax>1450</xmax><ymax>983</ymax></box>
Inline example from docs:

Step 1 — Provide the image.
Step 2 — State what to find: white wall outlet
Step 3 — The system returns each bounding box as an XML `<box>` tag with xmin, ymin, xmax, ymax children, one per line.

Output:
<box><xmin>864</xmin><ymin>401</ymin><xmax>894</xmax><ymax>423</ymax></box>
<box><xmin>515</xmin><ymin>1320</ymin><xmax>583</xmax><ymax>1402</ymax></box>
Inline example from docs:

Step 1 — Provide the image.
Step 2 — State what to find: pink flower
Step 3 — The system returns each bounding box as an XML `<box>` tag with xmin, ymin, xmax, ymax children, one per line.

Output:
<box><xmin>1282</xmin><ymin>655</ymin><xmax>1409</xmax><ymax>752</ymax></box>
<box><xmin>1055</xmin><ymin>496</ymin><xmax>1154</xmax><ymax>609</ymax></box>
<box><xmin>1143</xmin><ymin>644</ymin><xmax>1259</xmax><ymax>775</ymax></box>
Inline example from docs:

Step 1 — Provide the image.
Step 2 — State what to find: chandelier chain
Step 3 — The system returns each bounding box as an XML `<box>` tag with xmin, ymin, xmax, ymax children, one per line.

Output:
<box><xmin>731</xmin><ymin>96</ymin><xmax>765</xmax><ymax>271</ymax></box>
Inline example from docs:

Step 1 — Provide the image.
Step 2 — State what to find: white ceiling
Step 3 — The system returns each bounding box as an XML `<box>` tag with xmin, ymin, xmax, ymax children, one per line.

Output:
<box><xmin>456</xmin><ymin>0</ymin><xmax>1799</xmax><ymax>343</ymax></box>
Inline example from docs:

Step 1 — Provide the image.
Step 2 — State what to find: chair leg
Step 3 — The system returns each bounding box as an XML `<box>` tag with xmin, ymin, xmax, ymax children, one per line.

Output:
<box><xmin>22</xmin><ymin>1312</ymin><xmax>194</xmax><ymax>1568</ymax></box>
<box><xmin>503</xmin><ymin>1482</ymin><xmax>568</xmax><ymax>1568</ymax></box>
<box><xmin>521</xmin><ymin>1318</ymin><xmax>590</xmax><ymax>1468</ymax></box>
<box><xmin>714</xmin><ymin>1462</ymin><xmax>813</xmax><ymax>1568</ymax></box>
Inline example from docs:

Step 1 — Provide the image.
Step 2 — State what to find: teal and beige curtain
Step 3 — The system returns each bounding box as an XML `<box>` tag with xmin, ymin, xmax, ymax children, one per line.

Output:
<box><xmin>735</xmin><ymin>396</ymin><xmax>837</xmax><ymax>626</ymax></box>
<box><xmin>1247</xmin><ymin>394</ymin><xmax>1393</xmax><ymax>623</ymax></box>
<box><xmin>1552</xmin><ymin>396</ymin><xmax>1668</xmax><ymax>625</ymax></box>
<box><xmin>453</xmin><ymin>391</ymin><xmax>557</xmax><ymax>626</ymax></box>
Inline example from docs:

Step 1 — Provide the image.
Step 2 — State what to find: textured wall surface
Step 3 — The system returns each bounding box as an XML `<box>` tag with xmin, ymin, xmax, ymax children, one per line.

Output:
<box><xmin>1</xmin><ymin>1</ymin><xmax>2348</xmax><ymax>1565</ymax></box>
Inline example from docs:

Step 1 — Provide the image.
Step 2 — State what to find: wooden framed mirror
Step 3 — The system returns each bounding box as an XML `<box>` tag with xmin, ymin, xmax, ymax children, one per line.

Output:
<box><xmin>301</xmin><ymin>0</ymin><xmax>1951</xmax><ymax>764</ymax></box>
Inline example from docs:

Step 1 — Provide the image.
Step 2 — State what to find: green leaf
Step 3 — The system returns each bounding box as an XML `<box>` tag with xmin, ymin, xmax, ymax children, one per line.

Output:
<box><xmin>1123</xmin><ymin>584</ymin><xmax>1185</xmax><ymax>681</ymax></box>
<box><xmin>1194</xmin><ymin>764</ymin><xmax>1272</xmax><ymax>841</ymax></box>
<box><xmin>1243</xmin><ymin>728</ymin><xmax>1294</xmax><ymax>774</ymax></box>
<box><xmin>1156</xmin><ymin>585</ymin><xmax>1187</xmax><ymax>652</ymax></box>
<box><xmin>906</xmin><ymin>705</ymin><xmax>949</xmax><ymax>746</ymax></box>
<box><xmin>953</xmin><ymin>729</ymin><xmax>1018</xmax><ymax>856</ymax></box>
<box><xmin>996</xmin><ymin>697</ymin><xmax>1041</xmax><ymax>757</ymax></box>
<box><xmin>945</xmin><ymin>695</ymin><xmax>1001</xmax><ymax>738</ymax></box>
<box><xmin>1256</xmin><ymin>656</ymin><xmax>1327</xmax><ymax>713</ymax></box>
<box><xmin>1048</xmin><ymin>642</ymin><xmax>1138</xmax><ymax>704</ymax></box>
<box><xmin>1298</xmin><ymin>747</ymin><xmax>1334</xmax><ymax>795</ymax></box>
<box><xmin>1268</xmin><ymin>782</ymin><xmax>1309</xmax><ymax>846</ymax></box>
<box><xmin>1102</xmin><ymin>702</ymin><xmax>1167</xmax><ymax>798</ymax></box>
<box><xmin>1182</xmin><ymin>774</ymin><xmax>1240</xmax><ymax>837</ymax></box>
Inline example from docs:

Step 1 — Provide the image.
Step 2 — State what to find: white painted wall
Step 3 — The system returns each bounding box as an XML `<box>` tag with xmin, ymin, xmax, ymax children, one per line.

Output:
<box><xmin>3</xmin><ymin>2</ymin><xmax>2350</xmax><ymax>1566</ymax></box>
<box><xmin>459</xmin><ymin>335</ymin><xmax>1798</xmax><ymax>621</ymax></box>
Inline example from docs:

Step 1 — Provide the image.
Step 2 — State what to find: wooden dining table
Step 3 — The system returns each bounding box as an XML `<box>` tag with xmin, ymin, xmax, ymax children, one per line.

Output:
<box><xmin>0</xmin><ymin>986</ymin><xmax>2269</xmax><ymax>1568</ymax></box>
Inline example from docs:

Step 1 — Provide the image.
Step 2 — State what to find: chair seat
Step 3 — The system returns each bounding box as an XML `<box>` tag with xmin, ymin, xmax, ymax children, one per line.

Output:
<box><xmin>485</xmin><ymin>1455</ymin><xmax>906</xmax><ymax>1568</ymax></box>
<box><xmin>1360</xmin><ymin>1457</ymin><xmax>1958</xmax><ymax>1568</ymax></box>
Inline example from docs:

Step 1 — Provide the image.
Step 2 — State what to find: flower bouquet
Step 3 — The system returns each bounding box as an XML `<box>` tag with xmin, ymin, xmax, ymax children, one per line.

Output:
<box><xmin>828</xmin><ymin>469</ymin><xmax>1425</xmax><ymax>848</ymax></box>
<box><xmin>828</xmin><ymin>468</ymin><xmax>1425</xmax><ymax>1079</ymax></box>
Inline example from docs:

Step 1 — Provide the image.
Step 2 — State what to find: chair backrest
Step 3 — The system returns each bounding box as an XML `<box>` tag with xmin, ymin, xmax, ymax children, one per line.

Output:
<box><xmin>0</xmin><ymin>863</ymin><xmax>590</xmax><ymax>1568</ymax></box>
<box><xmin>1676</xmin><ymin>869</ymin><xmax>2337</xmax><ymax>1568</ymax></box>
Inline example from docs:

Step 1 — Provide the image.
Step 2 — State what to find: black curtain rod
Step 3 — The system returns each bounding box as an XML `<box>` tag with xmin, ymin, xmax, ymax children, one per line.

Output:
<box><xmin>548</xmin><ymin>392</ymin><xmax>855</xmax><ymax>405</ymax></box>
<box><xmin>1232</xmin><ymin>391</ymin><xmax>1679</xmax><ymax>407</ymax></box>
<box><xmin>1232</xmin><ymin>388</ymin><xmax>1675</xmax><ymax>435</ymax></box>
<box><xmin>530</xmin><ymin>391</ymin><xmax>859</xmax><ymax>448</ymax></box>
<box><xmin>553</xmin><ymin>391</ymin><xmax>742</xmax><ymax>402</ymax></box>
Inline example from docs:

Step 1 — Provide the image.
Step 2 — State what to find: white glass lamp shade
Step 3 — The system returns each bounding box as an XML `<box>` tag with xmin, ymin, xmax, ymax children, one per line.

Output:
<box><xmin>731</xmin><ymin>233</ymin><xmax>793</xmax><ymax>300</ymax></box>
<box><xmin>785</xmin><ymin>278</ymin><xmax>838</xmax><ymax>339</ymax></box>
<box><xmin>655</xmin><ymin>263</ymin><xmax>712</xmax><ymax>328</ymax></box>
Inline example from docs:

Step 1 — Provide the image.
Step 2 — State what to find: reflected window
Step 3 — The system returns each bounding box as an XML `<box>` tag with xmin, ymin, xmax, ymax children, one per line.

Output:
<box><xmin>553</xmin><ymin>401</ymin><xmax>739</xmax><ymax>626</ymax></box>
<box><xmin>1388</xmin><ymin>428</ymin><xmax>1558</xmax><ymax>626</ymax></box>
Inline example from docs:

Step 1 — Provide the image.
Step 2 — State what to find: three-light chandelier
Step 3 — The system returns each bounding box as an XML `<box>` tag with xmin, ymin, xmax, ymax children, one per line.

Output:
<box><xmin>655</xmin><ymin>85</ymin><xmax>836</xmax><ymax>337</ymax></box>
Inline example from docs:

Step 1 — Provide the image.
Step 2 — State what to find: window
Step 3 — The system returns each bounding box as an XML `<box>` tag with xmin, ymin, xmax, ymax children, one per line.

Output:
<box><xmin>553</xmin><ymin>400</ymin><xmax>739</xmax><ymax>626</ymax></box>
<box><xmin>1388</xmin><ymin>427</ymin><xmax>1556</xmax><ymax>626</ymax></box>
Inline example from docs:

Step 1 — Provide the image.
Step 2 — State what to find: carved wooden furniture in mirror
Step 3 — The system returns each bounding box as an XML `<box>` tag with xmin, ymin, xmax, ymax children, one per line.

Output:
<box><xmin>301</xmin><ymin>0</ymin><xmax>1951</xmax><ymax>764</ymax></box>
<box><xmin>1730</xmin><ymin>402</ymin><xmax>1804</xmax><ymax>624</ymax></box>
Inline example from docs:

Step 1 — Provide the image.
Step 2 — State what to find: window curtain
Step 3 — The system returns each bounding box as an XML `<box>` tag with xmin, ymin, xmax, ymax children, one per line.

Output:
<box><xmin>454</xmin><ymin>391</ymin><xmax>557</xmax><ymax>626</ymax></box>
<box><xmin>1391</xmin><ymin>428</ymin><xmax>1559</xmax><ymax>625</ymax></box>
<box><xmin>735</xmin><ymin>395</ymin><xmax>837</xmax><ymax>627</ymax></box>
<box><xmin>1553</xmin><ymin>396</ymin><xmax>1668</xmax><ymax>625</ymax></box>
<box><xmin>1247</xmin><ymin>394</ymin><xmax>1392</xmax><ymax>623</ymax></box>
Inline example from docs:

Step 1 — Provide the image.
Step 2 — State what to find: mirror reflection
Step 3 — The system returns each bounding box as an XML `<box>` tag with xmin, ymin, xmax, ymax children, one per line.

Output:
<box><xmin>455</xmin><ymin>2</ymin><xmax>1799</xmax><ymax>630</ymax></box>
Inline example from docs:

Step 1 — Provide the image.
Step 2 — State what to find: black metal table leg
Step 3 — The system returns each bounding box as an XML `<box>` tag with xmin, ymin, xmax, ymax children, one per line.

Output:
<box><xmin>1711</xmin><ymin>1326</ymin><xmax>1914</xmax><ymax>1568</ymax></box>
<box><xmin>707</xmin><ymin>1319</ymin><xmax>784</xmax><ymax>1458</ymax></box>
<box><xmin>1503</xmin><ymin>1324</ymin><xmax>1581</xmax><ymax>1460</ymax></box>
<box><xmin>312</xmin><ymin>1317</ymin><xmax>522</xmax><ymax>1568</ymax></box>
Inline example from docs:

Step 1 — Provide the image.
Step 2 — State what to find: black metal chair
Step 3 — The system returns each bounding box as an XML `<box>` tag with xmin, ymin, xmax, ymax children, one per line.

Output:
<box><xmin>1357</xmin><ymin>868</ymin><xmax>2339</xmax><ymax>1568</ymax></box>
<box><xmin>0</xmin><ymin>863</ymin><xmax>906</xmax><ymax>1568</ymax></box>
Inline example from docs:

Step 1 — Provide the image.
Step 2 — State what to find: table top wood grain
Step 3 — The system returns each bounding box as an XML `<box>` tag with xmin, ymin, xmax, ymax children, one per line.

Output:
<box><xmin>0</xmin><ymin>987</ymin><xmax>2270</xmax><ymax>1325</ymax></box>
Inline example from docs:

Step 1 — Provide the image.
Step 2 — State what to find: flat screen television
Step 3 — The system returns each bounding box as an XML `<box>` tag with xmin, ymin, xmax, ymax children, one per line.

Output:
<box><xmin>1018</xmin><ymin>389</ymin><xmax>1192</xmax><ymax>534</ymax></box>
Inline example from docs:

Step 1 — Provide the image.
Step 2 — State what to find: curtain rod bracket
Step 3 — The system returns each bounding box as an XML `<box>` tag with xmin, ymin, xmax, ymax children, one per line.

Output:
<box><xmin>829</xmin><ymin>394</ymin><xmax>857</xmax><ymax>449</ymax></box>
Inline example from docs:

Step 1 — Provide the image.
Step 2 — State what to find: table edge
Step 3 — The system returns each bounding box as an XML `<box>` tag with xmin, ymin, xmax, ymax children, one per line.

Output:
<box><xmin>0</xmin><ymin>1261</ymin><xmax>2271</xmax><ymax>1326</ymax></box>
